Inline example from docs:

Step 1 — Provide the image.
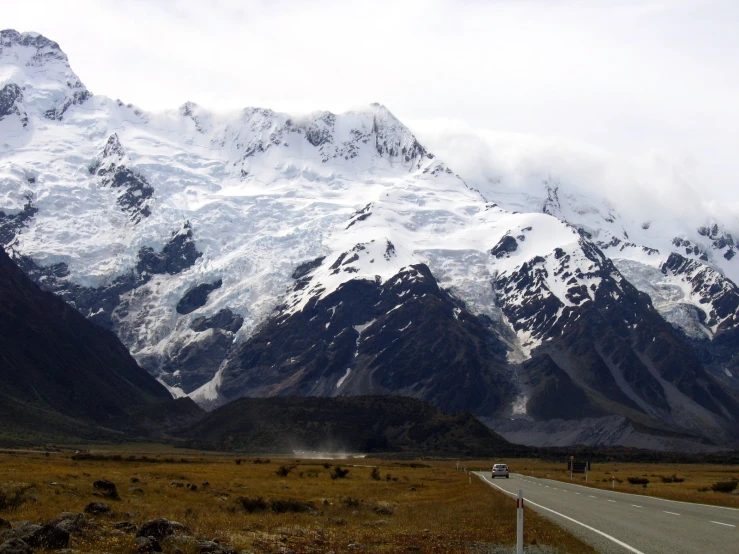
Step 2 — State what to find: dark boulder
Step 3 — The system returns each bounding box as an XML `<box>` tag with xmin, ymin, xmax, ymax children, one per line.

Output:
<box><xmin>84</xmin><ymin>502</ymin><xmax>111</xmax><ymax>515</ymax></box>
<box><xmin>10</xmin><ymin>524</ymin><xmax>40</xmax><ymax>542</ymax></box>
<box><xmin>93</xmin><ymin>479</ymin><xmax>119</xmax><ymax>499</ymax></box>
<box><xmin>136</xmin><ymin>518</ymin><xmax>174</xmax><ymax>541</ymax></box>
<box><xmin>0</xmin><ymin>539</ymin><xmax>32</xmax><ymax>554</ymax></box>
<box><xmin>48</xmin><ymin>512</ymin><xmax>84</xmax><ymax>534</ymax></box>
<box><xmin>197</xmin><ymin>540</ymin><xmax>237</xmax><ymax>554</ymax></box>
<box><xmin>26</xmin><ymin>524</ymin><xmax>69</xmax><ymax>549</ymax></box>
<box><xmin>135</xmin><ymin>536</ymin><xmax>163</xmax><ymax>553</ymax></box>
<box><xmin>113</xmin><ymin>521</ymin><xmax>138</xmax><ymax>533</ymax></box>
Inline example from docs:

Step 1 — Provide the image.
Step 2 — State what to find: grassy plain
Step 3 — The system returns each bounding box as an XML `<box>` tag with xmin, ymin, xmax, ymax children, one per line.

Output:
<box><xmin>0</xmin><ymin>447</ymin><xmax>599</xmax><ymax>554</ymax></box>
<box><xmin>476</xmin><ymin>458</ymin><xmax>739</xmax><ymax>508</ymax></box>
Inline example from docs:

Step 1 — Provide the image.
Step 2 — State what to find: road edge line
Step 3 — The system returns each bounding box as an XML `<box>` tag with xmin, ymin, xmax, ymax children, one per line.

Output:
<box><xmin>476</xmin><ymin>473</ymin><xmax>646</xmax><ymax>554</ymax></box>
<box><xmin>515</xmin><ymin>474</ymin><xmax>739</xmax><ymax>512</ymax></box>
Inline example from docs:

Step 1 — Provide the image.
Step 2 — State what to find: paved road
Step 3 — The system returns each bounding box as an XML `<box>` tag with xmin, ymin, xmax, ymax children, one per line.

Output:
<box><xmin>474</xmin><ymin>472</ymin><xmax>737</xmax><ymax>554</ymax></box>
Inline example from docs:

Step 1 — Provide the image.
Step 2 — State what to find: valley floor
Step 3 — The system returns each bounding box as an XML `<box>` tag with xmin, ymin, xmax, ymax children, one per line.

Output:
<box><xmin>0</xmin><ymin>447</ymin><xmax>596</xmax><ymax>553</ymax></box>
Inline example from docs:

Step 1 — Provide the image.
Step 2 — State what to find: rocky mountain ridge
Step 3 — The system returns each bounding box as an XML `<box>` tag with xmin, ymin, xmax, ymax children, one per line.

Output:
<box><xmin>2</xmin><ymin>29</ymin><xmax>739</xmax><ymax>450</ymax></box>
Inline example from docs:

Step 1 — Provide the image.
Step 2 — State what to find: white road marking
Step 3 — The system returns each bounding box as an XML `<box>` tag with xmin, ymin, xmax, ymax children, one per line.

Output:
<box><xmin>710</xmin><ymin>521</ymin><xmax>735</xmax><ymax>528</ymax></box>
<box><xmin>530</xmin><ymin>475</ymin><xmax>739</xmax><ymax>512</ymax></box>
<box><xmin>589</xmin><ymin>495</ymin><xmax>596</xmax><ymax>498</ymax></box>
<box><xmin>478</xmin><ymin>474</ymin><xmax>646</xmax><ymax>554</ymax></box>
<box><xmin>607</xmin><ymin>500</ymin><xmax>616</xmax><ymax>503</ymax></box>
<box><xmin>632</xmin><ymin>505</ymin><xmax>643</xmax><ymax>508</ymax></box>
<box><xmin>664</xmin><ymin>511</ymin><xmax>680</xmax><ymax>516</ymax></box>
<box><xmin>575</xmin><ymin>492</ymin><xmax>581</xmax><ymax>495</ymax></box>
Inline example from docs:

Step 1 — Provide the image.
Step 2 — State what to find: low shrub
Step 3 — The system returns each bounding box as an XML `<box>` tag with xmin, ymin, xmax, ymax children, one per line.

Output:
<box><xmin>331</xmin><ymin>466</ymin><xmax>350</xmax><ymax>480</ymax></box>
<box><xmin>237</xmin><ymin>496</ymin><xmax>268</xmax><ymax>513</ymax></box>
<box><xmin>0</xmin><ymin>489</ymin><xmax>25</xmax><ymax>512</ymax></box>
<box><xmin>71</xmin><ymin>453</ymin><xmax>189</xmax><ymax>463</ymax></box>
<box><xmin>660</xmin><ymin>474</ymin><xmax>685</xmax><ymax>483</ymax></box>
<box><xmin>342</xmin><ymin>497</ymin><xmax>360</xmax><ymax>508</ymax></box>
<box><xmin>276</xmin><ymin>465</ymin><xmax>296</xmax><ymax>477</ymax></box>
<box><xmin>270</xmin><ymin>498</ymin><xmax>314</xmax><ymax>513</ymax></box>
<box><xmin>710</xmin><ymin>480</ymin><xmax>738</xmax><ymax>493</ymax></box>
<box><xmin>370</xmin><ymin>467</ymin><xmax>381</xmax><ymax>481</ymax></box>
<box><xmin>627</xmin><ymin>477</ymin><xmax>649</xmax><ymax>485</ymax></box>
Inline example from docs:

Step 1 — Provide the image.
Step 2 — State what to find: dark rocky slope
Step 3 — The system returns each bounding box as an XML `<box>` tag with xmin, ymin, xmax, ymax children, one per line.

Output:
<box><xmin>217</xmin><ymin>263</ymin><xmax>517</xmax><ymax>417</ymax></box>
<box><xmin>0</xmin><ymin>248</ymin><xmax>201</xmax><ymax>442</ymax></box>
<box><xmin>179</xmin><ymin>395</ymin><xmax>518</xmax><ymax>456</ymax></box>
<box><xmin>496</xmin><ymin>240</ymin><xmax>739</xmax><ymax>446</ymax></box>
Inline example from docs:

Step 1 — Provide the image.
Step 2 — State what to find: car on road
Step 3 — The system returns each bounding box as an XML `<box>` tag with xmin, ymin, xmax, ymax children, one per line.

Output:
<box><xmin>491</xmin><ymin>463</ymin><xmax>509</xmax><ymax>478</ymax></box>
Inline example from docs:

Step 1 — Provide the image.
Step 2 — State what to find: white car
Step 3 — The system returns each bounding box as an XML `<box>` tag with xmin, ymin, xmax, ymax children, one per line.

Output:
<box><xmin>491</xmin><ymin>463</ymin><xmax>510</xmax><ymax>478</ymax></box>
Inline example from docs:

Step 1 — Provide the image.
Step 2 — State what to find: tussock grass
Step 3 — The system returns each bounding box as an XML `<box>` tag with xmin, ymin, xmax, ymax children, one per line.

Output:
<box><xmin>0</xmin><ymin>448</ymin><xmax>597</xmax><ymax>553</ymax></box>
<box><xmin>490</xmin><ymin>458</ymin><xmax>739</xmax><ymax>508</ymax></box>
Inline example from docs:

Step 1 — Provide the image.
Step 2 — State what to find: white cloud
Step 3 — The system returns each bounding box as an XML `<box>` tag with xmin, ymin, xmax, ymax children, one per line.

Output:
<box><xmin>4</xmin><ymin>0</ymin><xmax>739</xmax><ymax>204</ymax></box>
<box><xmin>411</xmin><ymin>118</ymin><xmax>739</xmax><ymax>235</ymax></box>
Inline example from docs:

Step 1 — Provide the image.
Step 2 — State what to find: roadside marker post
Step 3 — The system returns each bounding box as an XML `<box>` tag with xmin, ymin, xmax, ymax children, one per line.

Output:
<box><xmin>612</xmin><ymin>476</ymin><xmax>616</xmax><ymax>490</ymax></box>
<box><xmin>516</xmin><ymin>489</ymin><xmax>524</xmax><ymax>554</ymax></box>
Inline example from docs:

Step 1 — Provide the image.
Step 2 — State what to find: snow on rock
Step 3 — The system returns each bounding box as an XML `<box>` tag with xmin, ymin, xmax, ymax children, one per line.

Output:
<box><xmin>660</xmin><ymin>253</ymin><xmax>739</xmax><ymax>336</ymax></box>
<box><xmin>2</xmin><ymin>29</ymin><xmax>739</xmax><ymax>417</ymax></box>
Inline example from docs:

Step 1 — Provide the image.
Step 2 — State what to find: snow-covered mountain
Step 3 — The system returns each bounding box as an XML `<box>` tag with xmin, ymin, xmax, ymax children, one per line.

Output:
<box><xmin>2</xmin><ymin>29</ymin><xmax>738</xmax><ymax>450</ymax></box>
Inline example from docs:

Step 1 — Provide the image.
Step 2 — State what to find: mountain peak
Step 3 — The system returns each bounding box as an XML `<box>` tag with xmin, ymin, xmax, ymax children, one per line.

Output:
<box><xmin>0</xmin><ymin>29</ymin><xmax>89</xmax><ymax>124</ymax></box>
<box><xmin>0</xmin><ymin>29</ymin><xmax>68</xmax><ymax>67</ymax></box>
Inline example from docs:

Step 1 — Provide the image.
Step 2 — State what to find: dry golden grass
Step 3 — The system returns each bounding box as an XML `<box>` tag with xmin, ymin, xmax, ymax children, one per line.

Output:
<box><xmin>0</xmin><ymin>448</ymin><xmax>598</xmax><ymax>554</ymax></box>
<box><xmin>474</xmin><ymin>458</ymin><xmax>739</xmax><ymax>508</ymax></box>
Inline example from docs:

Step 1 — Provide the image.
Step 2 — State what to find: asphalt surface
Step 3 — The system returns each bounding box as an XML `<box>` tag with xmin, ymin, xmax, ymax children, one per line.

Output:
<box><xmin>474</xmin><ymin>472</ymin><xmax>738</xmax><ymax>554</ymax></box>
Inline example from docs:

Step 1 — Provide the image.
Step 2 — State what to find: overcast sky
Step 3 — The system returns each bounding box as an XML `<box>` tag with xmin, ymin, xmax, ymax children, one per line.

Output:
<box><xmin>5</xmin><ymin>0</ymin><xmax>739</xmax><ymax>211</ymax></box>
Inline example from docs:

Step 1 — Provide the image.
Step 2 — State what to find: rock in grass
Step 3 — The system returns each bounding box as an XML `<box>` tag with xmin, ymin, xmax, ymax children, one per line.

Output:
<box><xmin>0</xmin><ymin>539</ymin><xmax>32</xmax><ymax>554</ymax></box>
<box><xmin>26</xmin><ymin>524</ymin><xmax>70</xmax><ymax>549</ymax></box>
<box><xmin>161</xmin><ymin>534</ymin><xmax>193</xmax><ymax>550</ymax></box>
<box><xmin>196</xmin><ymin>540</ymin><xmax>237</xmax><ymax>554</ymax></box>
<box><xmin>10</xmin><ymin>523</ymin><xmax>40</xmax><ymax>542</ymax></box>
<box><xmin>113</xmin><ymin>521</ymin><xmax>138</xmax><ymax>533</ymax></box>
<box><xmin>136</xmin><ymin>519</ymin><xmax>174</xmax><ymax>541</ymax></box>
<box><xmin>93</xmin><ymin>479</ymin><xmax>119</xmax><ymax>499</ymax></box>
<box><xmin>48</xmin><ymin>512</ymin><xmax>84</xmax><ymax>534</ymax></box>
<box><xmin>84</xmin><ymin>502</ymin><xmax>111</xmax><ymax>515</ymax></box>
<box><xmin>135</xmin><ymin>536</ymin><xmax>162</xmax><ymax>552</ymax></box>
